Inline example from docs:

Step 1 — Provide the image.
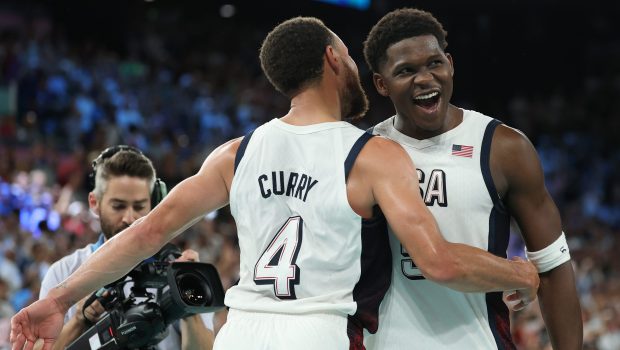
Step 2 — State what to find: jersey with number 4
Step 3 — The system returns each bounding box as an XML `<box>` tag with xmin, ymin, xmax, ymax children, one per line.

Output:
<box><xmin>227</xmin><ymin>118</ymin><xmax>391</xmax><ymax>336</ymax></box>
<box><xmin>365</xmin><ymin>110</ymin><xmax>515</xmax><ymax>350</ymax></box>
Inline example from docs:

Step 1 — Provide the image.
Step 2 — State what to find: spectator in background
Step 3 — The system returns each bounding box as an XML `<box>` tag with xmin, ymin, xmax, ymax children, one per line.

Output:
<box><xmin>0</xmin><ymin>250</ymin><xmax>22</xmax><ymax>294</ymax></box>
<box><xmin>0</xmin><ymin>278</ymin><xmax>14</xmax><ymax>348</ymax></box>
<box><xmin>0</xmin><ymin>279</ymin><xmax>14</xmax><ymax>319</ymax></box>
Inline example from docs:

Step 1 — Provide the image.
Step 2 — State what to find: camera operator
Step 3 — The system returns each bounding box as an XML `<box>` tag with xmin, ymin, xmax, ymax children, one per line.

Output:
<box><xmin>38</xmin><ymin>146</ymin><xmax>215</xmax><ymax>350</ymax></box>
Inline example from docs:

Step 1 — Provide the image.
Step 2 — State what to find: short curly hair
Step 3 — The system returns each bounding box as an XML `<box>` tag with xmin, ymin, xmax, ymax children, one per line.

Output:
<box><xmin>260</xmin><ymin>17</ymin><xmax>334</xmax><ymax>97</ymax></box>
<box><xmin>363</xmin><ymin>8</ymin><xmax>448</xmax><ymax>73</ymax></box>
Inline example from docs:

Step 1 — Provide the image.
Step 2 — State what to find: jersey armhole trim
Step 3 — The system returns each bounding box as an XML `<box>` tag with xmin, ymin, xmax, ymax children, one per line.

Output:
<box><xmin>480</xmin><ymin>119</ymin><xmax>507</xmax><ymax>214</ymax></box>
<box><xmin>234</xmin><ymin>130</ymin><xmax>255</xmax><ymax>174</ymax></box>
<box><xmin>344</xmin><ymin>132</ymin><xmax>375</xmax><ymax>182</ymax></box>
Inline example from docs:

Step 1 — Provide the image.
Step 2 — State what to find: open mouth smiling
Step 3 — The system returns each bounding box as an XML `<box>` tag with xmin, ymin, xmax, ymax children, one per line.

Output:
<box><xmin>413</xmin><ymin>91</ymin><xmax>440</xmax><ymax>112</ymax></box>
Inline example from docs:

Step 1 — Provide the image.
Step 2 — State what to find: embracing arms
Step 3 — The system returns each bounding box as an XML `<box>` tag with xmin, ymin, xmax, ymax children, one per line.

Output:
<box><xmin>347</xmin><ymin>136</ymin><xmax>539</xmax><ymax>300</ymax></box>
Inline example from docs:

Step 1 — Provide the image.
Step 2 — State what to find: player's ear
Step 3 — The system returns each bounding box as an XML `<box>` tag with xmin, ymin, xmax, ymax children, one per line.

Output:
<box><xmin>446</xmin><ymin>52</ymin><xmax>454</xmax><ymax>77</ymax></box>
<box><xmin>325</xmin><ymin>45</ymin><xmax>341</xmax><ymax>75</ymax></box>
<box><xmin>373</xmin><ymin>73</ymin><xmax>389</xmax><ymax>97</ymax></box>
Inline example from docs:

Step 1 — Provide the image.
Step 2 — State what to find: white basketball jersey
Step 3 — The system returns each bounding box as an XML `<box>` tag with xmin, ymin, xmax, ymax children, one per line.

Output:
<box><xmin>227</xmin><ymin>118</ymin><xmax>391</xmax><ymax>343</ymax></box>
<box><xmin>365</xmin><ymin>110</ymin><xmax>515</xmax><ymax>350</ymax></box>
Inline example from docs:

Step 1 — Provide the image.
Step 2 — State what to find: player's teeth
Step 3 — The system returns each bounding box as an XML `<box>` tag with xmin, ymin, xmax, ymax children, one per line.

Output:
<box><xmin>414</xmin><ymin>92</ymin><xmax>439</xmax><ymax>100</ymax></box>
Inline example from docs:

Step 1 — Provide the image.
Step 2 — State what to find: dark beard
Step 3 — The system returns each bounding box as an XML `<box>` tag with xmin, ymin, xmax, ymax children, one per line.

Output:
<box><xmin>100</xmin><ymin>220</ymin><xmax>129</xmax><ymax>240</ymax></box>
<box><xmin>341</xmin><ymin>65</ymin><xmax>369</xmax><ymax>121</ymax></box>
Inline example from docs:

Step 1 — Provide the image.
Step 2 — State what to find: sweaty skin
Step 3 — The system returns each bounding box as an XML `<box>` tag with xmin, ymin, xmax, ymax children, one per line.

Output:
<box><xmin>10</xmin><ymin>31</ymin><xmax>538</xmax><ymax>350</ymax></box>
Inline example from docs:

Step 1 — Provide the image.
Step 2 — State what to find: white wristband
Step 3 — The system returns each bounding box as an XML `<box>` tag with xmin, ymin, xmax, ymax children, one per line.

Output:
<box><xmin>525</xmin><ymin>232</ymin><xmax>571</xmax><ymax>273</ymax></box>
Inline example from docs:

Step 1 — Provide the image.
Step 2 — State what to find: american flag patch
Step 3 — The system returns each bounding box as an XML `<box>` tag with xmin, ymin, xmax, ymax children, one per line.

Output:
<box><xmin>452</xmin><ymin>144</ymin><xmax>474</xmax><ymax>158</ymax></box>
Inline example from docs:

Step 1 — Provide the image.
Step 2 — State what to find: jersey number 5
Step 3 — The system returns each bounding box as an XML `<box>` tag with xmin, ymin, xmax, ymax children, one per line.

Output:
<box><xmin>254</xmin><ymin>216</ymin><xmax>303</xmax><ymax>299</ymax></box>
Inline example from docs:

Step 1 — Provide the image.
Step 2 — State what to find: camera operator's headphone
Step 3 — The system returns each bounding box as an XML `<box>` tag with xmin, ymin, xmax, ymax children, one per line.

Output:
<box><xmin>90</xmin><ymin>145</ymin><xmax>168</xmax><ymax>208</ymax></box>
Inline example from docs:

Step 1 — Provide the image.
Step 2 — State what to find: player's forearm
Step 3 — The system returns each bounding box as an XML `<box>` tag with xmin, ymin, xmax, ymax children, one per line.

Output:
<box><xmin>48</xmin><ymin>218</ymin><xmax>165</xmax><ymax>311</ymax></box>
<box><xmin>538</xmin><ymin>262</ymin><xmax>583</xmax><ymax>350</ymax></box>
<box><xmin>425</xmin><ymin>242</ymin><xmax>538</xmax><ymax>293</ymax></box>
<box><xmin>181</xmin><ymin>315</ymin><xmax>215</xmax><ymax>350</ymax></box>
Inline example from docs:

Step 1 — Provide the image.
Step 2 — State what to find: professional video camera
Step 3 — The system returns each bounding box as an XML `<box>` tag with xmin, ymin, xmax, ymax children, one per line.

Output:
<box><xmin>66</xmin><ymin>243</ymin><xmax>225</xmax><ymax>350</ymax></box>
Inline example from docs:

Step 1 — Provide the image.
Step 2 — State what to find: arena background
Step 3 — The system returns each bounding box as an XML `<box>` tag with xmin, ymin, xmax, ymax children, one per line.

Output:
<box><xmin>0</xmin><ymin>0</ymin><xmax>618</xmax><ymax>349</ymax></box>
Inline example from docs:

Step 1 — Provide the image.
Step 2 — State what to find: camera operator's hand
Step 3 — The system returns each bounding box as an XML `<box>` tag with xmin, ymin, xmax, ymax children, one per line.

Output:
<box><xmin>174</xmin><ymin>249</ymin><xmax>215</xmax><ymax>350</ymax></box>
<box><xmin>176</xmin><ymin>249</ymin><xmax>200</xmax><ymax>263</ymax></box>
<box><xmin>75</xmin><ymin>293</ymin><xmax>106</xmax><ymax>326</ymax></box>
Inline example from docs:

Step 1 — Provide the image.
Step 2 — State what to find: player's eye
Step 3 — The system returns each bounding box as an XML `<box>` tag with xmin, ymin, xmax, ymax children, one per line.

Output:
<box><xmin>428</xmin><ymin>60</ymin><xmax>443</xmax><ymax>68</ymax></box>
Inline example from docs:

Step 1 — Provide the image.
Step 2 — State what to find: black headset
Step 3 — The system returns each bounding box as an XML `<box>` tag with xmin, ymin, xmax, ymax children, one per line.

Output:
<box><xmin>90</xmin><ymin>145</ymin><xmax>167</xmax><ymax>209</ymax></box>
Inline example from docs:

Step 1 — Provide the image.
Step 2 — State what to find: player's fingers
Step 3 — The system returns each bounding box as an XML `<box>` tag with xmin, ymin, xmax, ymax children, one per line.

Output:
<box><xmin>504</xmin><ymin>291</ymin><xmax>519</xmax><ymax>302</ymax></box>
<box><xmin>23</xmin><ymin>338</ymin><xmax>35</xmax><ymax>350</ymax></box>
<box><xmin>9</xmin><ymin>320</ymin><xmax>19</xmax><ymax>343</ymax></box>
<box><xmin>511</xmin><ymin>301</ymin><xmax>527</xmax><ymax>311</ymax></box>
<box><xmin>41</xmin><ymin>339</ymin><xmax>56</xmax><ymax>350</ymax></box>
<box><xmin>11</xmin><ymin>333</ymin><xmax>25</xmax><ymax>350</ymax></box>
<box><xmin>523</xmin><ymin>294</ymin><xmax>537</xmax><ymax>306</ymax></box>
<box><xmin>509</xmin><ymin>300</ymin><xmax>522</xmax><ymax>311</ymax></box>
<box><xmin>510</xmin><ymin>256</ymin><xmax>524</xmax><ymax>262</ymax></box>
<box><xmin>512</xmin><ymin>295</ymin><xmax>536</xmax><ymax>311</ymax></box>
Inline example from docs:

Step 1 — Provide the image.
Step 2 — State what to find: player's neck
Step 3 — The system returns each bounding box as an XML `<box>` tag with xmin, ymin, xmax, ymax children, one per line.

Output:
<box><xmin>283</xmin><ymin>86</ymin><xmax>342</xmax><ymax>125</ymax></box>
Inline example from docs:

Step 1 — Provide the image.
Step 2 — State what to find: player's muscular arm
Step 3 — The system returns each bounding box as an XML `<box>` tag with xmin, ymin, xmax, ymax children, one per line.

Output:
<box><xmin>348</xmin><ymin>136</ymin><xmax>538</xmax><ymax>296</ymax></box>
<box><xmin>47</xmin><ymin>139</ymin><xmax>241</xmax><ymax>314</ymax></box>
<box><xmin>491</xmin><ymin>126</ymin><xmax>582</xmax><ymax>349</ymax></box>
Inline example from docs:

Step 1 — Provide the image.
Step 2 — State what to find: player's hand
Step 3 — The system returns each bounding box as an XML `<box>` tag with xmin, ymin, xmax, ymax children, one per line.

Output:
<box><xmin>176</xmin><ymin>249</ymin><xmax>200</xmax><ymax>263</ymax></box>
<box><xmin>75</xmin><ymin>294</ymin><xmax>106</xmax><ymax>325</ymax></box>
<box><xmin>504</xmin><ymin>256</ymin><xmax>539</xmax><ymax>311</ymax></box>
<box><xmin>10</xmin><ymin>298</ymin><xmax>65</xmax><ymax>350</ymax></box>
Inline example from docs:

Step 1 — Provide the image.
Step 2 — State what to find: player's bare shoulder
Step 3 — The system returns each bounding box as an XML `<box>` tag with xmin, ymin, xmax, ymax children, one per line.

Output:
<box><xmin>351</xmin><ymin>136</ymin><xmax>417</xmax><ymax>190</ymax></box>
<box><xmin>213</xmin><ymin>137</ymin><xmax>244</xmax><ymax>160</ymax></box>
<box><xmin>492</xmin><ymin>124</ymin><xmax>536</xmax><ymax>155</ymax></box>
<box><xmin>198</xmin><ymin>136</ymin><xmax>244</xmax><ymax>189</ymax></box>
<box><xmin>491</xmin><ymin>123</ymin><xmax>544</xmax><ymax>194</ymax></box>
<box><xmin>357</xmin><ymin>135</ymin><xmax>416</xmax><ymax>174</ymax></box>
<box><xmin>346</xmin><ymin>135</ymin><xmax>415</xmax><ymax>217</ymax></box>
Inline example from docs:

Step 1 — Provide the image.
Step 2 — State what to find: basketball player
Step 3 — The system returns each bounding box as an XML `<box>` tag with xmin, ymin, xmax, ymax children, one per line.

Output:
<box><xmin>362</xmin><ymin>8</ymin><xmax>582</xmax><ymax>350</ymax></box>
<box><xmin>11</xmin><ymin>17</ymin><xmax>539</xmax><ymax>350</ymax></box>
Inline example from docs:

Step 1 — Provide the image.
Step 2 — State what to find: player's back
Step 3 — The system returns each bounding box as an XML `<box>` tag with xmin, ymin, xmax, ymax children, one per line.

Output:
<box><xmin>227</xmin><ymin>118</ymin><xmax>391</xmax><ymax>329</ymax></box>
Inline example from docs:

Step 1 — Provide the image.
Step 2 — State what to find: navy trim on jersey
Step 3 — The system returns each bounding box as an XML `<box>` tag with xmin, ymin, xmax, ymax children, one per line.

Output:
<box><xmin>482</xmin><ymin>119</ymin><xmax>514</xmax><ymax>349</ymax></box>
<box><xmin>486</xmin><ymin>198</ymin><xmax>514</xmax><ymax>349</ymax></box>
<box><xmin>480</xmin><ymin>119</ymin><xmax>507</xmax><ymax>214</ymax></box>
<box><xmin>365</xmin><ymin>126</ymin><xmax>375</xmax><ymax>134</ymax></box>
<box><xmin>234</xmin><ymin>130</ymin><xmax>254</xmax><ymax>174</ymax></box>
<box><xmin>344</xmin><ymin>132</ymin><xmax>374</xmax><ymax>182</ymax></box>
<box><xmin>486</xmin><ymin>291</ymin><xmax>515</xmax><ymax>350</ymax></box>
<box><xmin>347</xmin><ymin>315</ymin><xmax>365</xmax><ymax>350</ymax></box>
<box><xmin>351</xmin><ymin>205</ymin><xmax>391</xmax><ymax>338</ymax></box>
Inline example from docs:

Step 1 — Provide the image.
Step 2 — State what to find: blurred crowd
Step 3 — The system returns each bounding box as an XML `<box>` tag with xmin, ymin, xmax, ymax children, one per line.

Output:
<box><xmin>0</xmin><ymin>3</ymin><xmax>619</xmax><ymax>350</ymax></box>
